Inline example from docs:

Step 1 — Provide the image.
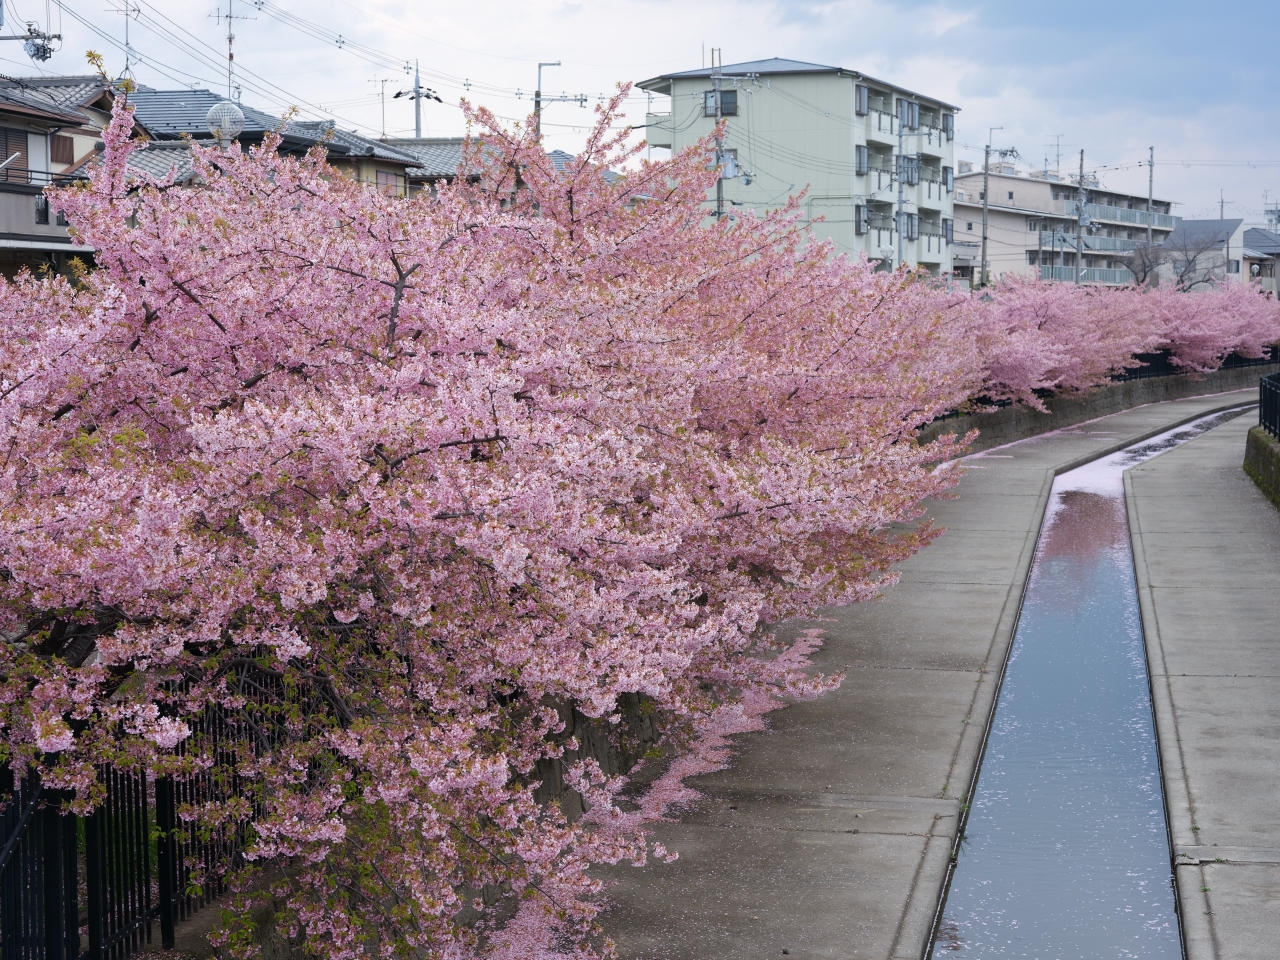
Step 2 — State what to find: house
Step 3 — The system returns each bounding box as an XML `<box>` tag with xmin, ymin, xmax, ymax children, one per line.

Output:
<box><xmin>1243</xmin><ymin>228</ymin><xmax>1280</xmax><ymax>292</ymax></box>
<box><xmin>638</xmin><ymin>58</ymin><xmax>959</xmax><ymax>275</ymax></box>
<box><xmin>121</xmin><ymin>89</ymin><xmax>421</xmax><ymax>197</ymax></box>
<box><xmin>0</xmin><ymin>75</ymin><xmax>113</xmax><ymax>276</ymax></box>
<box><xmin>951</xmin><ymin>162</ymin><xmax>1179</xmax><ymax>285</ymax></box>
<box><xmin>1153</xmin><ymin>219</ymin><xmax>1246</xmax><ymax>289</ymax></box>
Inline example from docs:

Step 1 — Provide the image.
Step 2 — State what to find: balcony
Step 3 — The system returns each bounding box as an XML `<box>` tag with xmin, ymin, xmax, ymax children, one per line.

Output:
<box><xmin>1039</xmin><ymin>264</ymin><xmax>1136</xmax><ymax>285</ymax></box>
<box><xmin>644</xmin><ymin>113</ymin><xmax>672</xmax><ymax>149</ymax></box>
<box><xmin>1062</xmin><ymin>200</ymin><xmax>1178</xmax><ymax>229</ymax></box>
<box><xmin>1039</xmin><ymin>232</ymin><xmax>1146</xmax><ymax>252</ymax></box>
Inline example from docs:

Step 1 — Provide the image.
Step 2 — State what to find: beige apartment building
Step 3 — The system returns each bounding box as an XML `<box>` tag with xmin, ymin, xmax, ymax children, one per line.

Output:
<box><xmin>952</xmin><ymin>163</ymin><xmax>1179</xmax><ymax>284</ymax></box>
<box><xmin>639</xmin><ymin>58</ymin><xmax>959</xmax><ymax>274</ymax></box>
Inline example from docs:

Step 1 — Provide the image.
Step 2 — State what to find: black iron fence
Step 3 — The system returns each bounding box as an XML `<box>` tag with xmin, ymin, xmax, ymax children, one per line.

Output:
<box><xmin>0</xmin><ymin>760</ymin><xmax>232</xmax><ymax>960</ymax></box>
<box><xmin>1261</xmin><ymin>373</ymin><xmax>1280</xmax><ymax>440</ymax></box>
<box><xmin>1113</xmin><ymin>347</ymin><xmax>1278</xmax><ymax>382</ymax></box>
<box><xmin>1</xmin><ymin>657</ymin><xmax>343</xmax><ymax>960</ymax></box>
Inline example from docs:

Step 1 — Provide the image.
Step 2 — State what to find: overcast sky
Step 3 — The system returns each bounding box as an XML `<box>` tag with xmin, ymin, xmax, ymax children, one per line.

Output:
<box><xmin>10</xmin><ymin>0</ymin><xmax>1279</xmax><ymax>222</ymax></box>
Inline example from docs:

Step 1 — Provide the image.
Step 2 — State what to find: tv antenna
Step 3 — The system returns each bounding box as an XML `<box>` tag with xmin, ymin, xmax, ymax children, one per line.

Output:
<box><xmin>210</xmin><ymin>0</ymin><xmax>254</xmax><ymax>100</ymax></box>
<box><xmin>104</xmin><ymin>2</ymin><xmax>139</xmax><ymax>79</ymax></box>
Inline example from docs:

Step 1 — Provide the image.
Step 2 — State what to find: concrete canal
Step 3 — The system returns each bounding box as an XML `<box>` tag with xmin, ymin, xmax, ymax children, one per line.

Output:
<box><xmin>932</xmin><ymin>407</ymin><xmax>1251</xmax><ymax>958</ymax></box>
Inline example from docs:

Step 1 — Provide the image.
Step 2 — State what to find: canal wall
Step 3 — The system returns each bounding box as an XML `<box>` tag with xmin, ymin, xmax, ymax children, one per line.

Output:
<box><xmin>1243</xmin><ymin>425</ymin><xmax>1280</xmax><ymax>510</ymax></box>
<box><xmin>1127</xmin><ymin>414</ymin><xmax>1280</xmax><ymax>960</ymax></box>
<box><xmin>919</xmin><ymin>363</ymin><xmax>1279</xmax><ymax>455</ymax></box>
<box><xmin>598</xmin><ymin>389</ymin><xmax>1259</xmax><ymax>960</ymax></box>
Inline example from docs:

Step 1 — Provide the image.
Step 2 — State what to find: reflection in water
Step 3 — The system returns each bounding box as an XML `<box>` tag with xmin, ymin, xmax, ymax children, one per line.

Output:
<box><xmin>932</xmin><ymin>408</ymin><xmax>1249</xmax><ymax>958</ymax></box>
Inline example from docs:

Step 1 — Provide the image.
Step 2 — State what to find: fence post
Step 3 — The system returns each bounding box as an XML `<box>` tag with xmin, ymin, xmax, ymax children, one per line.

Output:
<box><xmin>42</xmin><ymin>795</ymin><xmax>68</xmax><ymax>960</ymax></box>
<box><xmin>85</xmin><ymin>806</ymin><xmax>105</xmax><ymax>960</ymax></box>
<box><xmin>155</xmin><ymin>776</ymin><xmax>177</xmax><ymax>950</ymax></box>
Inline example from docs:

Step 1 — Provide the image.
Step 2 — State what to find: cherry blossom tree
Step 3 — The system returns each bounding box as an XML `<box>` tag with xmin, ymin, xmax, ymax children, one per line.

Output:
<box><xmin>0</xmin><ymin>92</ymin><xmax>982</xmax><ymax>960</ymax></box>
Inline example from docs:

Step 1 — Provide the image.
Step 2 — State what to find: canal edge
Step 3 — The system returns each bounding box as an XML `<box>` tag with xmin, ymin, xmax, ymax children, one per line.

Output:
<box><xmin>920</xmin><ymin>395</ymin><xmax>1255</xmax><ymax>960</ymax></box>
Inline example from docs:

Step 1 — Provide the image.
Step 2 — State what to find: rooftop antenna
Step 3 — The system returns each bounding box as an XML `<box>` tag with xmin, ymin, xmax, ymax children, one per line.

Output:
<box><xmin>369</xmin><ymin>75</ymin><xmax>391</xmax><ymax>138</ymax></box>
<box><xmin>104</xmin><ymin>2</ymin><xmax>139</xmax><ymax>80</ymax></box>
<box><xmin>1047</xmin><ymin>134</ymin><xmax>1064</xmax><ymax>173</ymax></box>
<box><xmin>211</xmin><ymin>0</ymin><xmax>254</xmax><ymax>100</ymax></box>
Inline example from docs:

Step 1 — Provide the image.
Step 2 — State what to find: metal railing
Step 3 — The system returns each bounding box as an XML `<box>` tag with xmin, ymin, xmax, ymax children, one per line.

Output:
<box><xmin>1261</xmin><ymin>372</ymin><xmax>1280</xmax><ymax>440</ymax></box>
<box><xmin>1038</xmin><ymin>264</ymin><xmax>1136</xmax><ymax>284</ymax></box>
<box><xmin>1039</xmin><ymin>231</ymin><xmax>1146</xmax><ymax>253</ymax></box>
<box><xmin>1062</xmin><ymin>200</ymin><xmax>1179</xmax><ymax>229</ymax></box>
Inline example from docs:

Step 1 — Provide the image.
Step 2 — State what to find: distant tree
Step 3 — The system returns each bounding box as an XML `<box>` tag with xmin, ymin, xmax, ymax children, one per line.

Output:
<box><xmin>1120</xmin><ymin>242</ymin><xmax>1166</xmax><ymax>286</ymax></box>
<box><xmin>1160</xmin><ymin>229</ymin><xmax>1229</xmax><ymax>291</ymax></box>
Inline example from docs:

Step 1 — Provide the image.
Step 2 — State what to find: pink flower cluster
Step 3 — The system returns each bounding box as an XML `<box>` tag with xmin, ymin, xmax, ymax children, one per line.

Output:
<box><xmin>0</xmin><ymin>88</ymin><xmax>1276</xmax><ymax>960</ymax></box>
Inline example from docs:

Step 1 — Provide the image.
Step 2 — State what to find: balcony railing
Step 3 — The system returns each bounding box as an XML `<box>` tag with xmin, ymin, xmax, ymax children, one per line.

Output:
<box><xmin>1039</xmin><ymin>232</ymin><xmax>1146</xmax><ymax>252</ymax></box>
<box><xmin>1063</xmin><ymin>200</ymin><xmax>1178</xmax><ymax>229</ymax></box>
<box><xmin>1039</xmin><ymin>264</ymin><xmax>1136</xmax><ymax>284</ymax></box>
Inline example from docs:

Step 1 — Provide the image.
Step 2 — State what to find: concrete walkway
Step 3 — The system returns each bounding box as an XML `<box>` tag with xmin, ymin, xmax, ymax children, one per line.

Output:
<box><xmin>601</xmin><ymin>388</ymin><xmax>1260</xmax><ymax>960</ymax></box>
<box><xmin>1128</xmin><ymin>412</ymin><xmax>1280</xmax><ymax>960</ymax></box>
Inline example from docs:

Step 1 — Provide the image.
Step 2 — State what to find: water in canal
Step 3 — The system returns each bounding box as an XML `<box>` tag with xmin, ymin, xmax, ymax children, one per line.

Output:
<box><xmin>932</xmin><ymin>407</ymin><xmax>1249</xmax><ymax>958</ymax></box>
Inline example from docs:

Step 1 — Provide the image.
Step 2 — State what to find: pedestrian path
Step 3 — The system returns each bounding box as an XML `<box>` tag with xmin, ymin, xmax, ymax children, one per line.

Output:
<box><xmin>1128</xmin><ymin>412</ymin><xmax>1280</xmax><ymax>960</ymax></box>
<box><xmin>601</xmin><ymin>388</ymin><xmax>1260</xmax><ymax>960</ymax></box>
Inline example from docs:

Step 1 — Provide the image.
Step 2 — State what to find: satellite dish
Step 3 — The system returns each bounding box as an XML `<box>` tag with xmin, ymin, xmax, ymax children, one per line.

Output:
<box><xmin>206</xmin><ymin>101</ymin><xmax>245</xmax><ymax>145</ymax></box>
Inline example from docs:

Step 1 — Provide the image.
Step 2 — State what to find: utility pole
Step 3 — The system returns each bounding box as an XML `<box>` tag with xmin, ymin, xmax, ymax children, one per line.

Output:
<box><xmin>980</xmin><ymin>126</ymin><xmax>1001</xmax><ymax>287</ymax></box>
<box><xmin>713</xmin><ymin>48</ymin><xmax>724</xmax><ymax>220</ymax></box>
<box><xmin>535</xmin><ymin>60</ymin><xmax>559</xmax><ymax>139</ymax></box>
<box><xmin>413</xmin><ymin>61</ymin><xmax>421</xmax><ymax>138</ymax></box>
<box><xmin>393</xmin><ymin>63</ymin><xmax>442</xmax><ymax>139</ymax></box>
<box><xmin>1076</xmin><ymin>149</ymin><xmax>1086</xmax><ymax>285</ymax></box>
<box><xmin>1147</xmin><ymin>146</ymin><xmax>1154</xmax><ymax>248</ymax></box>
<box><xmin>897</xmin><ymin>104</ymin><xmax>908</xmax><ymax>269</ymax></box>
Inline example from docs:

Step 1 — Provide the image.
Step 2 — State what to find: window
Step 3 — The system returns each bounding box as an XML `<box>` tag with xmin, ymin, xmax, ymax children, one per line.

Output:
<box><xmin>896</xmin><ymin>98</ymin><xmax>918</xmax><ymax>130</ymax></box>
<box><xmin>376</xmin><ymin>170</ymin><xmax>404</xmax><ymax>197</ymax></box>
<box><xmin>906</xmin><ymin>213</ymin><xmax>919</xmax><ymax>241</ymax></box>
<box><xmin>855</xmin><ymin>84</ymin><xmax>869</xmax><ymax>116</ymax></box>
<box><xmin>50</xmin><ymin>134</ymin><xmax>74</xmax><ymax>166</ymax></box>
<box><xmin>966</xmin><ymin>221</ymin><xmax>974</xmax><ymax>231</ymax></box>
<box><xmin>943</xmin><ymin>166</ymin><xmax>953</xmax><ymax>191</ymax></box>
<box><xmin>34</xmin><ymin>194</ymin><xmax>48</xmax><ymax>225</ymax></box>
<box><xmin>898</xmin><ymin>154</ymin><xmax>918</xmax><ymax>186</ymax></box>
<box><xmin>0</xmin><ymin>128</ymin><xmax>29</xmax><ymax>183</ymax></box>
<box><xmin>1007</xmin><ymin>191</ymin><xmax>1014</xmax><ymax>201</ymax></box>
<box><xmin>942</xmin><ymin>113</ymin><xmax>954</xmax><ymax>141</ymax></box>
<box><xmin>855</xmin><ymin>144</ymin><xmax>869</xmax><ymax>176</ymax></box>
<box><xmin>1027</xmin><ymin>218</ymin><xmax>1038</xmax><ymax>232</ymax></box>
<box><xmin>855</xmin><ymin>203</ymin><xmax>869</xmax><ymax>235</ymax></box>
<box><xmin>942</xmin><ymin>217</ymin><xmax>953</xmax><ymax>243</ymax></box>
<box><xmin>1228</xmin><ymin>259</ymin><xmax>1241</xmax><ymax>274</ymax></box>
<box><xmin>978</xmin><ymin>191</ymin><xmax>984</xmax><ymax>200</ymax></box>
<box><xmin>703</xmin><ymin>89</ymin><xmax>737</xmax><ymax>117</ymax></box>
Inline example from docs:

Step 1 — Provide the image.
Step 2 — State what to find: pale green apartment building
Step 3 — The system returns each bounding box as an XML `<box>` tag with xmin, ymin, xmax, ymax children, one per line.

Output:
<box><xmin>638</xmin><ymin>58</ymin><xmax>959</xmax><ymax>275</ymax></box>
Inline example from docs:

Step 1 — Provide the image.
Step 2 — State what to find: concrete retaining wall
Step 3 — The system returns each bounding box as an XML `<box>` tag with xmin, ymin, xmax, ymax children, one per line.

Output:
<box><xmin>919</xmin><ymin>363</ymin><xmax>1279</xmax><ymax>454</ymax></box>
<box><xmin>1244</xmin><ymin>425</ymin><xmax>1280</xmax><ymax>510</ymax></box>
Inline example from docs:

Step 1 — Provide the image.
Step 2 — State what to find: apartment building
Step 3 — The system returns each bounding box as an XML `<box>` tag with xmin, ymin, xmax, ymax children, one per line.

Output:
<box><xmin>639</xmin><ymin>58</ymin><xmax>959</xmax><ymax>274</ymax></box>
<box><xmin>952</xmin><ymin>163</ymin><xmax>1179</xmax><ymax>285</ymax></box>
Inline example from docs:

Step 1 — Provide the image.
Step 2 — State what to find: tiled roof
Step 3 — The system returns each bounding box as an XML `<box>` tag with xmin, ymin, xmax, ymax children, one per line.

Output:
<box><xmin>1</xmin><ymin>75</ymin><xmax>109</xmax><ymax>110</ymax></box>
<box><xmin>0</xmin><ymin>77</ymin><xmax>90</xmax><ymax>123</ymax></box>
<box><xmin>287</xmin><ymin>121</ymin><xmax>419</xmax><ymax>165</ymax></box>
<box><xmin>1160</xmin><ymin>219</ymin><xmax>1243</xmax><ymax>250</ymax></box>
<box><xmin>1244</xmin><ymin>228</ymin><xmax>1280</xmax><ymax>256</ymax></box>
<box><xmin>387</xmin><ymin>138</ymin><xmax>469</xmax><ymax>179</ymax></box>
<box><xmin>125</xmin><ymin>141</ymin><xmax>195</xmax><ymax>184</ymax></box>
<box><xmin>126</xmin><ymin>89</ymin><xmax>281</xmax><ymax>140</ymax></box>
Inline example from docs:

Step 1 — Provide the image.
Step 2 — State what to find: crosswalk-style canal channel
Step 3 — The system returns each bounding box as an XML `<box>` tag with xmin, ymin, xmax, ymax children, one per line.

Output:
<box><xmin>931</xmin><ymin>407</ymin><xmax>1251</xmax><ymax>958</ymax></box>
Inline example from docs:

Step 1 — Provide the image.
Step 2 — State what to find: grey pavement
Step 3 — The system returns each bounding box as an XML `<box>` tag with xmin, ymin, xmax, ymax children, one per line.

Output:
<box><xmin>1128</xmin><ymin>411</ymin><xmax>1280</xmax><ymax>960</ymax></box>
<box><xmin>601</xmin><ymin>388</ymin><xmax>1261</xmax><ymax>960</ymax></box>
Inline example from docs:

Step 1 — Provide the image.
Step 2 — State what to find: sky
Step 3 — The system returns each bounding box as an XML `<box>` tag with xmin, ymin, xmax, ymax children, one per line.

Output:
<box><xmin>7</xmin><ymin>0</ymin><xmax>1279</xmax><ymax>223</ymax></box>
